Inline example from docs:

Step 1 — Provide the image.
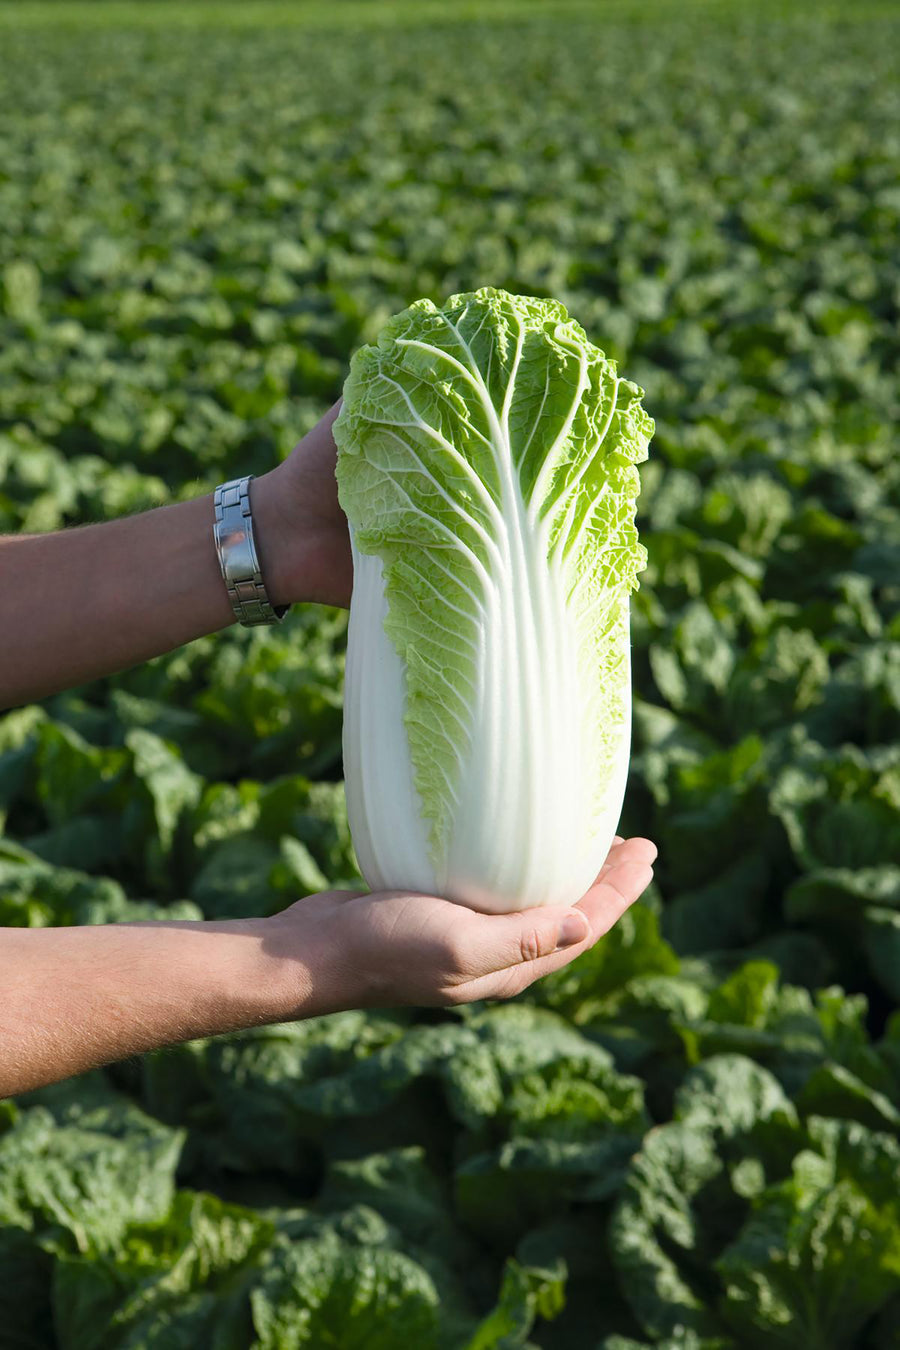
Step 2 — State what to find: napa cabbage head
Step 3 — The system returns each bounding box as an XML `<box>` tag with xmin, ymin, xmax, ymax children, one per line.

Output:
<box><xmin>335</xmin><ymin>288</ymin><xmax>652</xmax><ymax>913</ymax></box>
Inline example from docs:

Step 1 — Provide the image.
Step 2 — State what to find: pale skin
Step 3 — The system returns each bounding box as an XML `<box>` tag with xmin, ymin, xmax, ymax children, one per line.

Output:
<box><xmin>0</xmin><ymin>403</ymin><xmax>657</xmax><ymax>1098</ymax></box>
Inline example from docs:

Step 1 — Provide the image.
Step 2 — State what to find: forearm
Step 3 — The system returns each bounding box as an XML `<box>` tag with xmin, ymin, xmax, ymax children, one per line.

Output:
<box><xmin>0</xmin><ymin>402</ymin><xmax>349</xmax><ymax>710</ymax></box>
<box><xmin>0</xmin><ymin>471</ymin><xmax>291</xmax><ymax>711</ymax></box>
<box><xmin>0</xmin><ymin>917</ymin><xmax>310</xmax><ymax>1097</ymax></box>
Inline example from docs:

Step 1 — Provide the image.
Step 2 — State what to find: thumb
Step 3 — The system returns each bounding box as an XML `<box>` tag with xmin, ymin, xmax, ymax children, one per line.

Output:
<box><xmin>477</xmin><ymin>905</ymin><xmax>591</xmax><ymax>973</ymax></box>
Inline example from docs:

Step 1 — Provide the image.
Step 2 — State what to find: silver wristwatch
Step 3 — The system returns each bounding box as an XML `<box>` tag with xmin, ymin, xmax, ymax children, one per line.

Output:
<box><xmin>213</xmin><ymin>475</ymin><xmax>288</xmax><ymax>627</ymax></box>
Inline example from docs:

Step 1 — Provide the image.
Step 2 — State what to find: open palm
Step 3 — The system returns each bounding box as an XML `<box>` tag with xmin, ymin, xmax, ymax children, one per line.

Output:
<box><xmin>269</xmin><ymin>836</ymin><xmax>657</xmax><ymax>1015</ymax></box>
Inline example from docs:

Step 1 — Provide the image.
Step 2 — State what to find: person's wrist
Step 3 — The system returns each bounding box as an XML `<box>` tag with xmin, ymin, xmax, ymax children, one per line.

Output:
<box><xmin>174</xmin><ymin>917</ymin><xmax>306</xmax><ymax>1031</ymax></box>
<box><xmin>252</xmin><ymin>900</ymin><xmax>359</xmax><ymax>1022</ymax></box>
<box><xmin>249</xmin><ymin>467</ymin><xmax>309</xmax><ymax>609</ymax></box>
<box><xmin>251</xmin><ymin>462</ymin><xmax>352</xmax><ymax>610</ymax></box>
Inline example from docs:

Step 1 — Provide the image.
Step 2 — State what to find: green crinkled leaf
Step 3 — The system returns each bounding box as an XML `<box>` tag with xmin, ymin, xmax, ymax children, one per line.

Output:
<box><xmin>663</xmin><ymin>854</ymin><xmax>770</xmax><ymax>956</ymax></box>
<box><xmin>716</xmin><ymin>1118</ymin><xmax>900</xmax><ymax>1349</ymax></box>
<box><xmin>795</xmin><ymin>1062</ymin><xmax>900</xmax><ymax>1132</ymax></box>
<box><xmin>534</xmin><ymin>903</ymin><xmax>680</xmax><ymax>1023</ymax></box>
<box><xmin>673</xmin><ymin>1054</ymin><xmax>799</xmax><ymax>1140</ymax></box>
<box><xmin>0</xmin><ymin>1103</ymin><xmax>183</xmax><ymax>1256</ymax></box>
<box><xmin>318</xmin><ymin>1147</ymin><xmax>467</xmax><ymax>1272</ymax></box>
<box><xmin>785</xmin><ymin>864</ymin><xmax>900</xmax><ymax>923</ymax></box>
<box><xmin>608</xmin><ymin>1120</ymin><xmax>727</xmax><ymax>1341</ymax></box>
<box><xmin>676</xmin><ymin>972</ymin><xmax>896</xmax><ymax>1113</ymax></box>
<box><xmin>53</xmin><ymin>1190</ymin><xmax>274</xmax><ymax>1350</ymax></box>
<box><xmin>771</xmin><ymin>741</ymin><xmax>900</xmax><ymax>873</ymax></box>
<box><xmin>250</xmin><ymin>1230</ymin><xmax>441</xmax><ymax>1350</ymax></box>
<box><xmin>126</xmin><ymin>729</ymin><xmax>202</xmax><ymax>859</ymax></box>
<box><xmin>147</xmin><ymin>1012</ymin><xmax>410</xmax><ymax>1172</ymax></box>
<box><xmin>457</xmin><ymin>1134</ymin><xmax>642</xmax><ymax>1243</ymax></box>
<box><xmin>189</xmin><ymin>835</ymin><xmax>281</xmax><ymax>920</ymax></box>
<box><xmin>462</xmin><ymin>1257</ymin><xmax>566</xmax><ymax>1350</ymax></box>
<box><xmin>610</xmin><ymin>1057</ymin><xmax>812</xmax><ymax>1342</ymax></box>
<box><xmin>34</xmin><ymin>721</ymin><xmax>129</xmax><ymax>827</ymax></box>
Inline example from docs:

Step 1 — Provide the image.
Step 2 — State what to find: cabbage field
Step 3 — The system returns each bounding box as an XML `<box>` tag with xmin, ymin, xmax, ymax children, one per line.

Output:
<box><xmin>1</xmin><ymin>1</ymin><xmax>899</xmax><ymax>1345</ymax></box>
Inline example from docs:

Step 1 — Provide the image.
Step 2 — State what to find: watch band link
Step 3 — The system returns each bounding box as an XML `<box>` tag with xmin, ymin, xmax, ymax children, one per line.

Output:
<box><xmin>213</xmin><ymin>475</ymin><xmax>288</xmax><ymax>627</ymax></box>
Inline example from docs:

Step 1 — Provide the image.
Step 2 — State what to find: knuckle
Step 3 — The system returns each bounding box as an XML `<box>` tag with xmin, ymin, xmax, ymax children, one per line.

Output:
<box><xmin>519</xmin><ymin>925</ymin><xmax>547</xmax><ymax>965</ymax></box>
<box><xmin>438</xmin><ymin>933</ymin><xmax>467</xmax><ymax>974</ymax></box>
<box><xmin>494</xmin><ymin>967</ymin><xmax>530</xmax><ymax>1000</ymax></box>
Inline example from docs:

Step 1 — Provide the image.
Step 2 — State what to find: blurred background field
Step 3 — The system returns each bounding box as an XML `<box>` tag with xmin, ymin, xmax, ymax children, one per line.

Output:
<box><xmin>1</xmin><ymin>1</ymin><xmax>899</xmax><ymax>1346</ymax></box>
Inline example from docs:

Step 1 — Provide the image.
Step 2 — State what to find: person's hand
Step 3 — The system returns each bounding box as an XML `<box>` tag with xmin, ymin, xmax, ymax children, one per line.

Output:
<box><xmin>0</xmin><ymin>837</ymin><xmax>656</xmax><ymax>1096</ymax></box>
<box><xmin>253</xmin><ymin>400</ymin><xmax>352</xmax><ymax>609</ymax></box>
<box><xmin>262</xmin><ymin>836</ymin><xmax>657</xmax><ymax>1016</ymax></box>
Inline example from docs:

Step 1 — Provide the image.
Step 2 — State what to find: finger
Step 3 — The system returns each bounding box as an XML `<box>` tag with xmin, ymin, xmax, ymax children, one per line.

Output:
<box><xmin>445</xmin><ymin>860</ymin><xmax>655</xmax><ymax>1003</ymax></box>
<box><xmin>593</xmin><ymin>836</ymin><xmax>657</xmax><ymax>884</ymax></box>
<box><xmin>576</xmin><ymin>860</ymin><xmax>655</xmax><ymax>938</ymax></box>
<box><xmin>438</xmin><ymin>847</ymin><xmax>656</xmax><ymax>1001</ymax></box>
<box><xmin>595</xmin><ymin>837</ymin><xmax>626</xmax><ymax>875</ymax></box>
<box><xmin>451</xmin><ymin>903</ymin><xmax>591</xmax><ymax>981</ymax></box>
<box><xmin>498</xmin><ymin>860</ymin><xmax>654</xmax><ymax>987</ymax></box>
<box><xmin>452</xmin><ymin>845</ymin><xmax>656</xmax><ymax>980</ymax></box>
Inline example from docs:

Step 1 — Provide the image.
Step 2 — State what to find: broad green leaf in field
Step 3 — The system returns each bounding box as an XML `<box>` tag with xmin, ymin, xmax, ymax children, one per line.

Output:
<box><xmin>250</xmin><ymin>1230</ymin><xmax>441</xmax><ymax>1350</ymax></box>
<box><xmin>716</xmin><ymin>1118</ymin><xmax>900</xmax><ymax>1349</ymax></box>
<box><xmin>609</xmin><ymin>1057</ymin><xmax>803</xmax><ymax>1342</ymax></box>
<box><xmin>672</xmin><ymin>1054</ymin><xmax>799</xmax><ymax>1141</ymax></box>
<box><xmin>461</xmin><ymin>1256</ymin><xmax>566</xmax><ymax>1350</ymax></box>
<box><xmin>127</xmin><ymin>728</ymin><xmax>203</xmax><ymax>859</ymax></box>
<box><xmin>318</xmin><ymin>1147</ymin><xmax>466</xmax><ymax>1270</ymax></box>
<box><xmin>33</xmin><ymin>721</ymin><xmax>129</xmax><ymax>828</ymax></box>
<box><xmin>675</xmin><ymin>967</ymin><xmax>899</xmax><ymax>1126</ymax></box>
<box><xmin>608</xmin><ymin>1119</ymin><xmax>727</xmax><ymax>1341</ymax></box>
<box><xmin>53</xmin><ymin>1191</ymin><xmax>274</xmax><ymax>1350</ymax></box>
<box><xmin>772</xmin><ymin>739</ymin><xmax>900</xmax><ymax>873</ymax></box>
<box><xmin>456</xmin><ymin>1134</ymin><xmax>642</xmax><ymax>1245</ymax></box>
<box><xmin>1</xmin><ymin>6</ymin><xmax>900</xmax><ymax>1347</ymax></box>
<box><xmin>0</xmin><ymin>1103</ymin><xmax>183</xmax><ymax>1256</ymax></box>
<box><xmin>662</xmin><ymin>851</ymin><xmax>770</xmax><ymax>956</ymax></box>
<box><xmin>0</xmin><ymin>849</ymin><xmax>127</xmax><ymax>928</ymax></box>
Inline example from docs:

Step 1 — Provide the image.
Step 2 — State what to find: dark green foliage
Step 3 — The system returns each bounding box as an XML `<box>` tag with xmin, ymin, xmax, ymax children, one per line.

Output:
<box><xmin>1</xmin><ymin>0</ymin><xmax>899</xmax><ymax>1345</ymax></box>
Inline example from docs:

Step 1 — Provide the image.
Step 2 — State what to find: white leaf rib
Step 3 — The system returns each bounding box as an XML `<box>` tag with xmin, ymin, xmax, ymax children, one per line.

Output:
<box><xmin>556</xmin><ymin>479</ymin><xmax>612</xmax><ymax>568</ymax></box>
<box><xmin>393</xmin><ymin>337</ymin><xmax>502</xmax><ymax>463</ymax></box>
<box><xmin>434</xmin><ymin>313</ymin><xmax>516</xmax><ymax>490</ymax></box>
<box><xmin>462</xmin><ymin>306</ymin><xmax>490</xmax><ymax>351</ymax></box>
<box><xmin>375</xmin><ymin>369</ymin><xmax>504</xmax><ymax>526</ymax></box>
<box><xmin>395</xmin><ymin>336</ymin><xmax>482</xmax><ymax>394</ymax></box>
<box><xmin>398</xmin><ymin>593</ymin><xmax>481</xmax><ymax>673</ymax></box>
<box><xmin>526</xmin><ymin>343</ymin><xmax>590</xmax><ymax>523</ymax></box>
<box><xmin>500</xmin><ymin>306</ymin><xmax>525</xmax><ymax>432</ymax></box>
<box><xmin>422</xmin><ymin>548</ymin><xmax>489</xmax><ymax>614</ymax></box>
<box><xmin>518</xmin><ymin>368</ymin><xmax>551</xmax><ymax>462</ymax></box>
<box><xmin>431</xmin><ymin>383</ymin><xmax>493</xmax><ymax>451</ymax></box>
<box><xmin>379</xmin><ymin>429</ymin><xmax>504</xmax><ymax>569</ymax></box>
<box><xmin>400</xmin><ymin>562</ymin><xmax>484</xmax><ymax>644</ymax></box>
<box><xmin>366</xmin><ymin>472</ymin><xmax>494</xmax><ymax>593</ymax></box>
<box><xmin>438</xmin><ymin>312</ymin><xmax>501</xmax><ymax>415</ymax></box>
<box><xmin>552</xmin><ymin>376</ymin><xmax>622</xmax><ymax>558</ymax></box>
<box><xmin>413</xmin><ymin>658</ymin><xmax>477</xmax><ymax>736</ymax></box>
